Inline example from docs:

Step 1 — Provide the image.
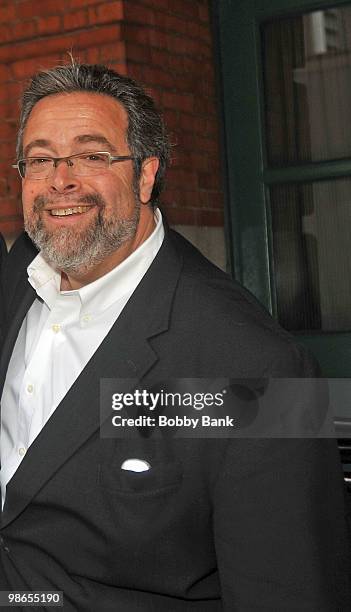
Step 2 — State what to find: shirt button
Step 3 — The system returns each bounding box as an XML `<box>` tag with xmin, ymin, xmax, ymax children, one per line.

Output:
<box><xmin>81</xmin><ymin>314</ymin><xmax>91</xmax><ymax>323</ymax></box>
<box><xmin>18</xmin><ymin>447</ymin><xmax>26</xmax><ymax>457</ymax></box>
<box><xmin>27</xmin><ymin>384</ymin><xmax>34</xmax><ymax>394</ymax></box>
<box><xmin>52</xmin><ymin>324</ymin><xmax>61</xmax><ymax>333</ymax></box>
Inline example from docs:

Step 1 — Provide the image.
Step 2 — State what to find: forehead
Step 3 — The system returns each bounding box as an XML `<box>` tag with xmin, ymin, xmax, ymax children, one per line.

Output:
<box><xmin>23</xmin><ymin>91</ymin><xmax>129</xmax><ymax>150</ymax></box>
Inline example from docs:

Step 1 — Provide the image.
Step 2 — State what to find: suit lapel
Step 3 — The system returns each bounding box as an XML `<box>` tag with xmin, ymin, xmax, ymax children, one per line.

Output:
<box><xmin>0</xmin><ymin>279</ymin><xmax>36</xmax><ymax>393</ymax></box>
<box><xmin>1</xmin><ymin>230</ymin><xmax>183</xmax><ymax>527</ymax></box>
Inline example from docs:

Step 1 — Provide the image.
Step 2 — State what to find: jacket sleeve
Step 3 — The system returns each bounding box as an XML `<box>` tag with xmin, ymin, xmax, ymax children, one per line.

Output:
<box><xmin>213</xmin><ymin>436</ymin><xmax>351</xmax><ymax>611</ymax></box>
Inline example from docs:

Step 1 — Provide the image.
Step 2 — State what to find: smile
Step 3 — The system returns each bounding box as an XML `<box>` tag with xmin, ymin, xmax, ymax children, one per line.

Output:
<box><xmin>50</xmin><ymin>206</ymin><xmax>94</xmax><ymax>216</ymax></box>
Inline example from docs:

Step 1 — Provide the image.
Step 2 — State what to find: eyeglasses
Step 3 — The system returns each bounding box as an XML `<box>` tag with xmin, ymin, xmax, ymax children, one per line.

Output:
<box><xmin>12</xmin><ymin>151</ymin><xmax>135</xmax><ymax>180</ymax></box>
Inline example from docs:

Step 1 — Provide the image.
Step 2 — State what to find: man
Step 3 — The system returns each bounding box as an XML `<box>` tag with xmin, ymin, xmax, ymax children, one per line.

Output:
<box><xmin>0</xmin><ymin>62</ymin><xmax>349</xmax><ymax>611</ymax></box>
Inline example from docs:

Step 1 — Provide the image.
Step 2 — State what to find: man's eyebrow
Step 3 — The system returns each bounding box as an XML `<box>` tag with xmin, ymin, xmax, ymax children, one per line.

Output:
<box><xmin>74</xmin><ymin>134</ymin><xmax>118</xmax><ymax>152</ymax></box>
<box><xmin>23</xmin><ymin>135</ymin><xmax>120</xmax><ymax>158</ymax></box>
<box><xmin>23</xmin><ymin>139</ymin><xmax>52</xmax><ymax>158</ymax></box>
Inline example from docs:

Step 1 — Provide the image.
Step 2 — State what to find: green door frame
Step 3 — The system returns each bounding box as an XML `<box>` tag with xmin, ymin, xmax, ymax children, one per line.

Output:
<box><xmin>213</xmin><ymin>0</ymin><xmax>351</xmax><ymax>312</ymax></box>
<box><xmin>213</xmin><ymin>0</ymin><xmax>351</xmax><ymax>376</ymax></box>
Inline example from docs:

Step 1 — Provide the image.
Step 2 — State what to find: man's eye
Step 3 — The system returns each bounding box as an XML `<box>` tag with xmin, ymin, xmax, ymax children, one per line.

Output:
<box><xmin>83</xmin><ymin>154</ymin><xmax>107</xmax><ymax>162</ymax></box>
<box><xmin>28</xmin><ymin>158</ymin><xmax>51</xmax><ymax>167</ymax></box>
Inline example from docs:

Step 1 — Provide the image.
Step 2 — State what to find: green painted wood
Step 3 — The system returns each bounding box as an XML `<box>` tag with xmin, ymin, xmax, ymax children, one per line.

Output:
<box><xmin>215</xmin><ymin>0</ymin><xmax>351</xmax><ymax>377</ymax></box>
<box><xmin>264</xmin><ymin>159</ymin><xmax>351</xmax><ymax>184</ymax></box>
<box><xmin>297</xmin><ymin>333</ymin><xmax>351</xmax><ymax>378</ymax></box>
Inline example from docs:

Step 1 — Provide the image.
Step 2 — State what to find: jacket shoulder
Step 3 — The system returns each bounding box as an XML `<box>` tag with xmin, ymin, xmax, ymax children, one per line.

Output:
<box><xmin>167</xmin><ymin>230</ymin><xmax>317</xmax><ymax>377</ymax></box>
<box><xmin>1</xmin><ymin>232</ymin><xmax>37</xmax><ymax>308</ymax></box>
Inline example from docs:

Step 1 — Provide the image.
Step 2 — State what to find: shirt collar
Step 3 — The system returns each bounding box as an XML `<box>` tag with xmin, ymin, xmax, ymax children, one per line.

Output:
<box><xmin>27</xmin><ymin>208</ymin><xmax>164</xmax><ymax>314</ymax></box>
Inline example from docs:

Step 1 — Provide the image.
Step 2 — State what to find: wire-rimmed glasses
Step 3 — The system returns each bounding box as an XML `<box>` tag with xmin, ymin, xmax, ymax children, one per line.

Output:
<box><xmin>12</xmin><ymin>151</ymin><xmax>135</xmax><ymax>180</ymax></box>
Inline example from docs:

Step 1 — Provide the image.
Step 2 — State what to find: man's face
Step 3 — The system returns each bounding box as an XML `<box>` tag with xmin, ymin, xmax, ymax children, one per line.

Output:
<box><xmin>22</xmin><ymin>91</ymin><xmax>158</xmax><ymax>279</ymax></box>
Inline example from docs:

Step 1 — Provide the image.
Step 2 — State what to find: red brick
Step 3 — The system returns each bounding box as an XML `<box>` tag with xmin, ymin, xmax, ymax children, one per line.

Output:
<box><xmin>209</xmin><ymin>192</ymin><xmax>224</xmax><ymax>209</ymax></box>
<box><xmin>165</xmin><ymin>207</ymin><xmax>197</xmax><ymax>225</ymax></box>
<box><xmin>179</xmin><ymin>113</ymin><xmax>205</xmax><ymax>133</ymax></box>
<box><xmin>1</xmin><ymin>25</ymin><xmax>123</xmax><ymax>65</ymax></box>
<box><xmin>12</xmin><ymin>57</ymin><xmax>54</xmax><ymax>79</ymax></box>
<box><xmin>0</xmin><ymin>24</ymin><xmax>13</xmax><ymax>44</ymax></box>
<box><xmin>37</xmin><ymin>15</ymin><xmax>61</xmax><ymax>35</ymax></box>
<box><xmin>75</xmin><ymin>24</ymin><xmax>121</xmax><ymax>48</ymax></box>
<box><xmin>88</xmin><ymin>1</ymin><xmax>123</xmax><ymax>25</ymax></box>
<box><xmin>145</xmin><ymin>86</ymin><xmax>161</xmax><ymax>105</ymax></box>
<box><xmin>143</xmin><ymin>65</ymin><xmax>174</xmax><ymax>88</ymax></box>
<box><xmin>167</xmin><ymin>167</ymin><xmax>198</xmax><ymax>189</ymax></box>
<box><xmin>176</xmin><ymin>131</ymin><xmax>201</xmax><ymax>151</ymax></box>
<box><xmin>167</xmin><ymin>54</ymin><xmax>184</xmax><ymax>74</ymax></box>
<box><xmin>63</xmin><ymin>10</ymin><xmax>87</xmax><ymax>30</ymax></box>
<box><xmin>183</xmin><ymin>36</ymin><xmax>210</xmax><ymax>57</ymax></box>
<box><xmin>99</xmin><ymin>41</ymin><xmax>126</xmax><ymax>64</ymax></box>
<box><xmin>0</xmin><ymin>199</ymin><xmax>20</xmax><ymax>217</ymax></box>
<box><xmin>190</xmin><ymin>152</ymin><xmax>210</xmax><ymax>172</ymax></box>
<box><xmin>198</xmin><ymin>3</ymin><xmax>209</xmax><ymax>23</ymax></box>
<box><xmin>110</xmin><ymin>61</ymin><xmax>128</xmax><ymax>75</ymax></box>
<box><xmin>138</xmin><ymin>0</ymin><xmax>169</xmax><ymax>11</ymax></box>
<box><xmin>161</xmin><ymin>91</ymin><xmax>194</xmax><ymax>113</ymax></box>
<box><xmin>198</xmin><ymin>172</ymin><xmax>220</xmax><ymax>191</ymax></box>
<box><xmin>0</xmin><ymin>178</ymin><xmax>8</xmax><ymax>197</ymax></box>
<box><xmin>0</xmin><ymin>216</ymin><xmax>24</xmax><ymax>239</ymax></box>
<box><xmin>182</xmin><ymin>55</ymin><xmax>200</xmax><ymax>73</ymax></box>
<box><xmin>0</xmin><ymin>81</ymin><xmax>24</xmax><ymax>103</ymax></box>
<box><xmin>18</xmin><ymin>0</ymin><xmax>65</xmax><ymax>19</ymax></box>
<box><xmin>163</xmin><ymin>109</ymin><xmax>178</xmax><ymax>129</ymax></box>
<box><xmin>161</xmin><ymin>14</ymin><xmax>189</xmax><ymax>36</ymax></box>
<box><xmin>196</xmin><ymin>22</ymin><xmax>212</xmax><ymax>43</ymax></box>
<box><xmin>198</xmin><ymin>135</ymin><xmax>219</xmax><ymax>155</ymax></box>
<box><xmin>147</xmin><ymin>28</ymin><xmax>169</xmax><ymax>49</ymax></box>
<box><xmin>173</xmin><ymin>72</ymin><xmax>199</xmax><ymax>93</ymax></box>
<box><xmin>161</xmin><ymin>188</ymin><xmax>179</xmax><ymax>206</ymax></box>
<box><xmin>125</xmin><ymin>42</ymin><xmax>151</xmax><ymax>64</ymax></box>
<box><xmin>0</xmin><ymin>64</ymin><xmax>12</xmax><ymax>80</ymax></box>
<box><xmin>12</xmin><ymin>20</ymin><xmax>37</xmax><ymax>40</ymax></box>
<box><xmin>0</xmin><ymin>101</ymin><xmax>19</xmax><ymax>120</ymax></box>
<box><xmin>124</xmin><ymin>3</ymin><xmax>155</xmax><ymax>26</ymax></box>
<box><xmin>177</xmin><ymin>189</ymin><xmax>201</xmax><ymax>208</ymax></box>
<box><xmin>150</xmin><ymin>47</ymin><xmax>169</xmax><ymax>68</ymax></box>
<box><xmin>196</xmin><ymin>209</ymin><xmax>224</xmax><ymax>227</ymax></box>
<box><xmin>0</xmin><ymin>4</ymin><xmax>15</xmax><ymax>24</ymax></box>
<box><xmin>126</xmin><ymin>63</ymin><xmax>145</xmax><ymax>83</ymax></box>
<box><xmin>0</xmin><ymin>121</ymin><xmax>16</xmax><ymax>141</ymax></box>
<box><xmin>168</xmin><ymin>0</ymin><xmax>199</xmax><ymax>21</ymax></box>
<box><xmin>69</xmin><ymin>0</ymin><xmax>103</xmax><ymax>8</ymax></box>
<box><xmin>85</xmin><ymin>47</ymin><xmax>101</xmax><ymax>64</ymax></box>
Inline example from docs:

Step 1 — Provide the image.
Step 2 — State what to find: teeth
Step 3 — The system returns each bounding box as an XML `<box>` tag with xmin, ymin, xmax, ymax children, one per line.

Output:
<box><xmin>50</xmin><ymin>206</ymin><xmax>92</xmax><ymax>216</ymax></box>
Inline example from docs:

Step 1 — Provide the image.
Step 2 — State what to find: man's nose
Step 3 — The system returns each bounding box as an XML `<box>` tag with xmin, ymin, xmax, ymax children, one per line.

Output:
<box><xmin>49</xmin><ymin>159</ymin><xmax>81</xmax><ymax>193</ymax></box>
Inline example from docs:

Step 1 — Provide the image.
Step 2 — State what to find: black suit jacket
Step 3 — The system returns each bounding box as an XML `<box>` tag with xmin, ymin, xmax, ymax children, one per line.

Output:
<box><xmin>0</xmin><ymin>229</ymin><xmax>350</xmax><ymax>611</ymax></box>
<box><xmin>0</xmin><ymin>233</ymin><xmax>6</xmax><ymax>266</ymax></box>
<box><xmin>0</xmin><ymin>233</ymin><xmax>7</xmax><ymax>351</ymax></box>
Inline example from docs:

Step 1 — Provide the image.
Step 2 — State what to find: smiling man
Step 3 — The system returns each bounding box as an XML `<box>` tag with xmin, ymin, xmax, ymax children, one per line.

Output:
<box><xmin>0</xmin><ymin>62</ymin><xmax>350</xmax><ymax>611</ymax></box>
<box><xmin>21</xmin><ymin>90</ymin><xmax>159</xmax><ymax>288</ymax></box>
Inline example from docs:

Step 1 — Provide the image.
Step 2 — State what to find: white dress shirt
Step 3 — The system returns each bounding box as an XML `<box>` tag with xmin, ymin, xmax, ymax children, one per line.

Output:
<box><xmin>0</xmin><ymin>209</ymin><xmax>164</xmax><ymax>507</ymax></box>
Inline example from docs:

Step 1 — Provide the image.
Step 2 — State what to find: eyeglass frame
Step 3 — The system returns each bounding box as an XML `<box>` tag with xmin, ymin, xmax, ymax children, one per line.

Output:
<box><xmin>12</xmin><ymin>151</ymin><xmax>136</xmax><ymax>180</ymax></box>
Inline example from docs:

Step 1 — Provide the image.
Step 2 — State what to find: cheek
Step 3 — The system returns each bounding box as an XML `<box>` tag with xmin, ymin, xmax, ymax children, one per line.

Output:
<box><xmin>22</xmin><ymin>182</ymin><xmax>38</xmax><ymax>206</ymax></box>
<box><xmin>95</xmin><ymin>175</ymin><xmax>136</xmax><ymax>209</ymax></box>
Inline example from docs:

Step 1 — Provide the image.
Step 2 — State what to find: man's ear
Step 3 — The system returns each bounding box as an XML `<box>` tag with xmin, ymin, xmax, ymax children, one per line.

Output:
<box><xmin>139</xmin><ymin>157</ymin><xmax>159</xmax><ymax>204</ymax></box>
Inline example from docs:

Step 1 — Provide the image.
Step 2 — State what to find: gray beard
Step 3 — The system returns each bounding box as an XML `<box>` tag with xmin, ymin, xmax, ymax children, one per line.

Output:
<box><xmin>24</xmin><ymin>194</ymin><xmax>140</xmax><ymax>275</ymax></box>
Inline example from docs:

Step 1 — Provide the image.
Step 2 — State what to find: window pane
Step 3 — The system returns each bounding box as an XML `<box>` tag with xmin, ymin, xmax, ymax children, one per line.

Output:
<box><xmin>270</xmin><ymin>179</ymin><xmax>351</xmax><ymax>331</ymax></box>
<box><xmin>262</xmin><ymin>7</ymin><xmax>351</xmax><ymax>166</ymax></box>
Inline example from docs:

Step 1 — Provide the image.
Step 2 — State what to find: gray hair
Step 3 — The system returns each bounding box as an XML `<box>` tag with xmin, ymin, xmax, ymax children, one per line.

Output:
<box><xmin>17</xmin><ymin>61</ymin><xmax>170</xmax><ymax>207</ymax></box>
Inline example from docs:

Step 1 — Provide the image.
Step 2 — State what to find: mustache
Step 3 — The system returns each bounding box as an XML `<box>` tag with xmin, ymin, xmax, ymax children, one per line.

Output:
<box><xmin>33</xmin><ymin>193</ymin><xmax>106</xmax><ymax>212</ymax></box>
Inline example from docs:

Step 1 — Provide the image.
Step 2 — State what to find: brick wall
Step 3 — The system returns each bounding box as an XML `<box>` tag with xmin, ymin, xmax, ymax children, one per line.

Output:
<box><xmin>0</xmin><ymin>0</ymin><xmax>224</xmax><ymax>247</ymax></box>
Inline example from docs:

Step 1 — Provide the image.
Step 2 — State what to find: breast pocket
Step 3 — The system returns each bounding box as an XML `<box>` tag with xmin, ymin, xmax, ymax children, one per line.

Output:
<box><xmin>97</xmin><ymin>460</ymin><xmax>183</xmax><ymax>497</ymax></box>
